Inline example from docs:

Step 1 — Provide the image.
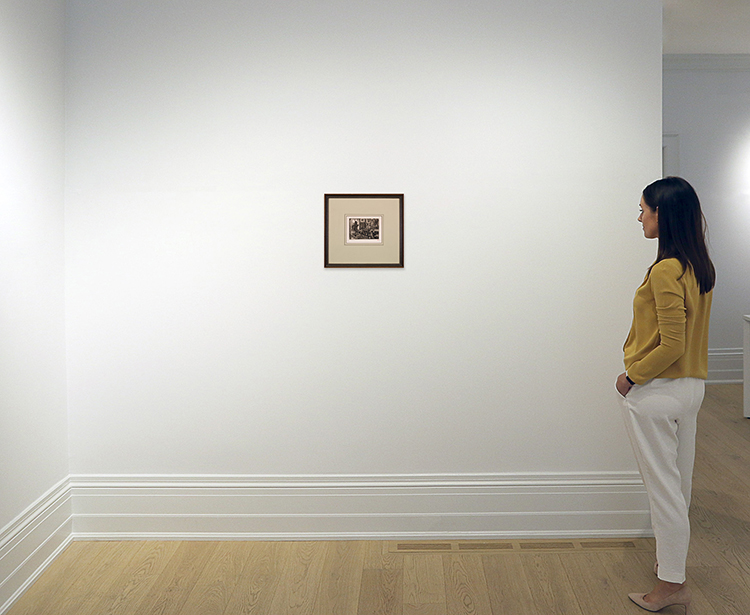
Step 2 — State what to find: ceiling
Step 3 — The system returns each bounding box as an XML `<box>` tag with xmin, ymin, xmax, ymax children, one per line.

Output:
<box><xmin>663</xmin><ymin>0</ymin><xmax>750</xmax><ymax>54</ymax></box>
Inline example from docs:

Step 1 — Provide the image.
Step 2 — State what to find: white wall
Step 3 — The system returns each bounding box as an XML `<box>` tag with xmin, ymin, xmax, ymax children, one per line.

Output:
<box><xmin>0</xmin><ymin>0</ymin><xmax>68</xmax><ymax>532</ymax></box>
<box><xmin>0</xmin><ymin>1</ymin><xmax>71</xmax><ymax>608</ymax></box>
<box><xmin>664</xmin><ymin>55</ymin><xmax>750</xmax><ymax>382</ymax></box>
<box><xmin>64</xmin><ymin>0</ymin><xmax>661</xmax><ymax>492</ymax></box>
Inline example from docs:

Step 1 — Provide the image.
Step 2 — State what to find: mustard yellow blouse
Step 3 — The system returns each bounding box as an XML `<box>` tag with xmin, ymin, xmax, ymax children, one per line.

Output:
<box><xmin>623</xmin><ymin>258</ymin><xmax>712</xmax><ymax>384</ymax></box>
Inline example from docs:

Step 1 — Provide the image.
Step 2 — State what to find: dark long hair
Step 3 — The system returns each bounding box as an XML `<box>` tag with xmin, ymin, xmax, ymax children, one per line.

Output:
<box><xmin>642</xmin><ymin>176</ymin><xmax>715</xmax><ymax>294</ymax></box>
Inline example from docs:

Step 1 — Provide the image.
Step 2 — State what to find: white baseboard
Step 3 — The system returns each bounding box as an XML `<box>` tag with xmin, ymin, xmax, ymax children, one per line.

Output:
<box><xmin>1</xmin><ymin>472</ymin><xmax>651</xmax><ymax>613</ymax></box>
<box><xmin>0</xmin><ymin>479</ymin><xmax>73</xmax><ymax>614</ymax></box>
<box><xmin>708</xmin><ymin>348</ymin><xmax>743</xmax><ymax>384</ymax></box>
<box><xmin>69</xmin><ymin>473</ymin><xmax>651</xmax><ymax>541</ymax></box>
<box><xmin>663</xmin><ymin>54</ymin><xmax>750</xmax><ymax>71</ymax></box>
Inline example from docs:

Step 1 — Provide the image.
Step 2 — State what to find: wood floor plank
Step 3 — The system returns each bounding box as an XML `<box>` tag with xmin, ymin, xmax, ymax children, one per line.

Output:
<box><xmin>133</xmin><ymin>541</ymin><xmax>217</xmax><ymax>615</ymax></box>
<box><xmin>267</xmin><ymin>541</ymin><xmax>327</xmax><ymax>615</ymax></box>
<box><xmin>75</xmin><ymin>541</ymin><xmax>180</xmax><ymax>615</ymax></box>
<box><xmin>176</xmin><ymin>541</ymin><xmax>253</xmax><ymax>615</ymax></box>
<box><xmin>686</xmin><ymin>503</ymin><xmax>725</xmax><ymax>569</ymax></box>
<box><xmin>357</xmin><ymin>567</ymin><xmax>403</xmax><ymax>615</ymax></box>
<box><xmin>51</xmin><ymin>541</ymin><xmax>152</xmax><ymax>615</ymax></box>
<box><xmin>694</xmin><ymin>443</ymin><xmax>750</xmax><ymax>500</ymax></box>
<box><xmin>403</xmin><ymin>553</ymin><xmax>446</xmax><ymax>615</ymax></box>
<box><xmin>595</xmin><ymin>551</ymin><xmax>657</xmax><ymax>603</ymax></box>
<box><xmin>312</xmin><ymin>541</ymin><xmax>366</xmax><ymax>615</ymax></box>
<box><xmin>442</xmin><ymin>554</ymin><xmax>492</xmax><ymax>615</ymax></box>
<box><xmin>699</xmin><ymin>430</ymin><xmax>750</xmax><ymax>476</ymax></box>
<box><xmin>682</xmin><ymin>570</ymin><xmax>722</xmax><ymax>615</ymax></box>
<box><xmin>690</xmin><ymin>494</ymin><xmax>750</xmax><ymax>578</ymax></box>
<box><xmin>402</xmin><ymin>605</ymin><xmax>445</xmax><ymax>615</ymax></box>
<box><xmin>481</xmin><ymin>553</ymin><xmax>536</xmax><ymax>615</ymax></box>
<box><xmin>7</xmin><ymin>541</ymin><xmax>96</xmax><ymax>615</ymax></box>
<box><xmin>703</xmin><ymin>384</ymin><xmax>745</xmax><ymax>429</ymax></box>
<box><xmin>698</xmin><ymin>406</ymin><xmax>750</xmax><ymax>458</ymax></box>
<box><xmin>223</xmin><ymin>541</ymin><xmax>284</xmax><ymax>615</ymax></box>
<box><xmin>521</xmin><ymin>553</ymin><xmax>584</xmax><ymax>615</ymax></box>
<box><xmin>687</xmin><ymin>565</ymin><xmax>750</xmax><ymax>615</ymax></box>
<box><xmin>561</xmin><ymin>552</ymin><xmax>631</xmax><ymax>614</ymax></box>
<box><xmin>364</xmin><ymin>541</ymin><xmax>402</xmax><ymax>571</ymax></box>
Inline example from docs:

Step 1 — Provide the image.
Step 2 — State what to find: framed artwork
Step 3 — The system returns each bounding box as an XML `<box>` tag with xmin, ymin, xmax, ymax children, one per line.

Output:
<box><xmin>324</xmin><ymin>194</ymin><xmax>404</xmax><ymax>267</ymax></box>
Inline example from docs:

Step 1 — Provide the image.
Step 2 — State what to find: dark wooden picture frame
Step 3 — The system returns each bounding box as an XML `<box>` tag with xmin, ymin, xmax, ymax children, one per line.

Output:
<box><xmin>324</xmin><ymin>194</ymin><xmax>404</xmax><ymax>268</ymax></box>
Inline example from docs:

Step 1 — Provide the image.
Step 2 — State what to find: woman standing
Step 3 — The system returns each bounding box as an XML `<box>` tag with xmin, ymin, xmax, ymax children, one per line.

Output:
<box><xmin>616</xmin><ymin>177</ymin><xmax>715</xmax><ymax>614</ymax></box>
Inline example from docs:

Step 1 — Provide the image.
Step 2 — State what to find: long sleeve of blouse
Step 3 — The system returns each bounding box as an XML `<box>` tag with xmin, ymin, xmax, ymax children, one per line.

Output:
<box><xmin>623</xmin><ymin>258</ymin><xmax>711</xmax><ymax>384</ymax></box>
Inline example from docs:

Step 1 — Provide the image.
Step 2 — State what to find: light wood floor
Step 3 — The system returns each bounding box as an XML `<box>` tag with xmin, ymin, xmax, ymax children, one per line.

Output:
<box><xmin>8</xmin><ymin>384</ymin><xmax>749</xmax><ymax>615</ymax></box>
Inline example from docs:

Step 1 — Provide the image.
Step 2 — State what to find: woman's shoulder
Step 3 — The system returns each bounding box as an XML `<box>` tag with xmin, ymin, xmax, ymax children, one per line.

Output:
<box><xmin>649</xmin><ymin>258</ymin><xmax>699</xmax><ymax>293</ymax></box>
<box><xmin>651</xmin><ymin>258</ymin><xmax>683</xmax><ymax>277</ymax></box>
<box><xmin>648</xmin><ymin>258</ymin><xmax>689</xmax><ymax>287</ymax></box>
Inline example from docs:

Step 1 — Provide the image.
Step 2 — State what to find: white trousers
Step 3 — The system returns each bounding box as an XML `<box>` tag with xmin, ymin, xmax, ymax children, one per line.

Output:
<box><xmin>620</xmin><ymin>377</ymin><xmax>705</xmax><ymax>584</ymax></box>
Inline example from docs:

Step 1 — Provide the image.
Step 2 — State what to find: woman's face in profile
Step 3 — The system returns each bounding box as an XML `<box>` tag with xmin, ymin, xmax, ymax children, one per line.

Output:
<box><xmin>638</xmin><ymin>196</ymin><xmax>659</xmax><ymax>239</ymax></box>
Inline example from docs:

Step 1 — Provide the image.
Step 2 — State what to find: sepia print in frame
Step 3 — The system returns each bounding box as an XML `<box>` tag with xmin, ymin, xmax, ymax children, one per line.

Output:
<box><xmin>324</xmin><ymin>194</ymin><xmax>404</xmax><ymax>267</ymax></box>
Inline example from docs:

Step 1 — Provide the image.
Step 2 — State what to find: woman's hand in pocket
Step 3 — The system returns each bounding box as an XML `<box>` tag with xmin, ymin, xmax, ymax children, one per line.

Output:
<box><xmin>616</xmin><ymin>372</ymin><xmax>633</xmax><ymax>397</ymax></box>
